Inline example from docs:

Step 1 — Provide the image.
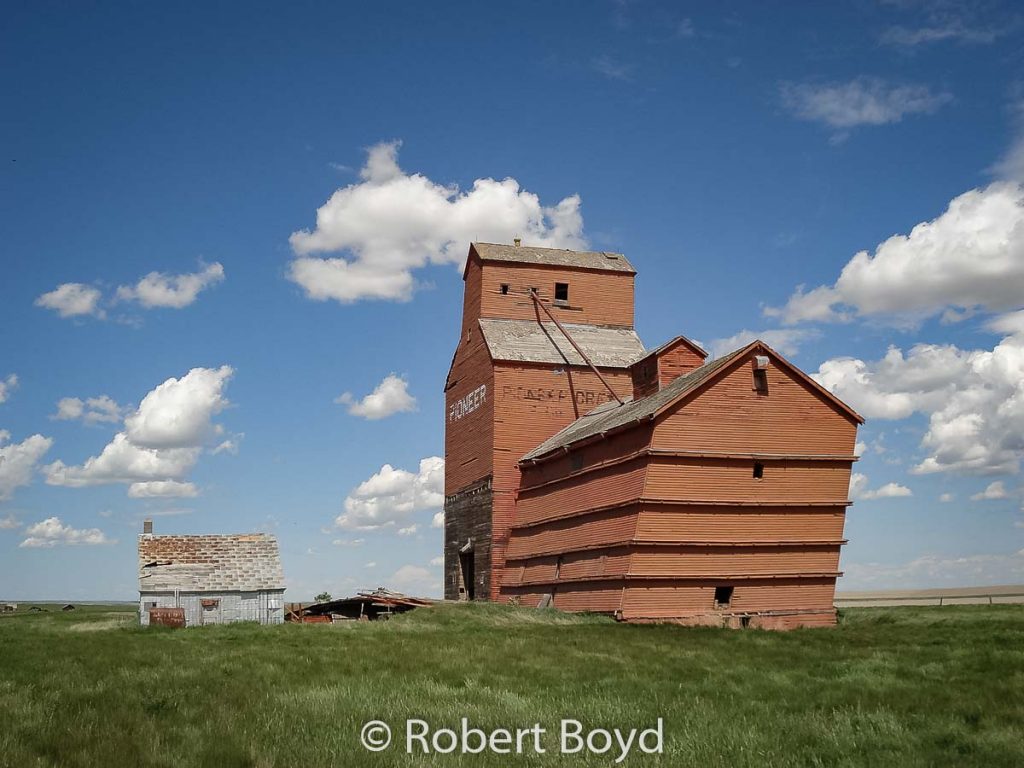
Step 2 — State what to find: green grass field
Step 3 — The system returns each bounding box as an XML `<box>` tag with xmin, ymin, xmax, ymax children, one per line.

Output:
<box><xmin>0</xmin><ymin>602</ymin><xmax>1022</xmax><ymax>767</ymax></box>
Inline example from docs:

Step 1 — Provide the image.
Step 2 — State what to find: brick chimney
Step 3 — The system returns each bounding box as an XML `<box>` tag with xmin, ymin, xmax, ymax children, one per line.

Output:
<box><xmin>630</xmin><ymin>336</ymin><xmax>708</xmax><ymax>400</ymax></box>
<box><xmin>143</xmin><ymin>519</ymin><xmax>153</xmax><ymax>535</ymax></box>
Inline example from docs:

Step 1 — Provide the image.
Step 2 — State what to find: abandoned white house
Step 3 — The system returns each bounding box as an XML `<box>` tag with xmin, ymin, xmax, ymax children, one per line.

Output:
<box><xmin>137</xmin><ymin>520</ymin><xmax>285</xmax><ymax>627</ymax></box>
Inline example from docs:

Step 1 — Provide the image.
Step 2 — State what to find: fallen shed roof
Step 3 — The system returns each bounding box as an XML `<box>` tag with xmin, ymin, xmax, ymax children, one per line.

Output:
<box><xmin>138</xmin><ymin>533</ymin><xmax>284</xmax><ymax>592</ymax></box>
<box><xmin>471</xmin><ymin>242</ymin><xmax>637</xmax><ymax>274</ymax></box>
<box><xmin>479</xmin><ymin>318</ymin><xmax>645</xmax><ymax>368</ymax></box>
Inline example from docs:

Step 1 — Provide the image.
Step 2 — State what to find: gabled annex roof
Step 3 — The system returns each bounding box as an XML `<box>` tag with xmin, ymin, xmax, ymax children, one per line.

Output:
<box><xmin>138</xmin><ymin>533</ymin><xmax>284</xmax><ymax>592</ymax></box>
<box><xmin>520</xmin><ymin>341</ymin><xmax>864</xmax><ymax>463</ymax></box>
<box><xmin>470</xmin><ymin>242</ymin><xmax>637</xmax><ymax>274</ymax></box>
<box><xmin>479</xmin><ymin>318</ymin><xmax>645</xmax><ymax>368</ymax></box>
<box><xmin>631</xmin><ymin>334</ymin><xmax>708</xmax><ymax>365</ymax></box>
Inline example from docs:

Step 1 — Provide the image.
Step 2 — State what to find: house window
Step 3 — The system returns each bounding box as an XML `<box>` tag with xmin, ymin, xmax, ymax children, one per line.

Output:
<box><xmin>500</xmin><ymin>283</ymin><xmax>509</xmax><ymax>295</ymax></box>
<box><xmin>753</xmin><ymin>462</ymin><xmax>764</xmax><ymax>480</ymax></box>
<box><xmin>144</xmin><ymin>601</ymin><xmax>157</xmax><ymax>610</ymax></box>
<box><xmin>554</xmin><ymin>282</ymin><xmax>569</xmax><ymax>304</ymax></box>
<box><xmin>714</xmin><ymin>586</ymin><xmax>734</xmax><ymax>609</ymax></box>
<box><xmin>753</xmin><ymin>368</ymin><xmax>768</xmax><ymax>394</ymax></box>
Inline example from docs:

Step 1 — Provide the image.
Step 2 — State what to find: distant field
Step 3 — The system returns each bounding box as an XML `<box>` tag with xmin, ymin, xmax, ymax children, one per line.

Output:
<box><xmin>1</xmin><ymin>603</ymin><xmax>1022</xmax><ymax>767</ymax></box>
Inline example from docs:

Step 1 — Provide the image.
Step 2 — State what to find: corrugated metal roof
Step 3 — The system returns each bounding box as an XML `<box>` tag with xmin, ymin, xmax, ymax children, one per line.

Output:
<box><xmin>521</xmin><ymin>346</ymin><xmax>749</xmax><ymax>461</ymax></box>
<box><xmin>472</xmin><ymin>242</ymin><xmax>636</xmax><ymax>274</ymax></box>
<box><xmin>138</xmin><ymin>533</ymin><xmax>284</xmax><ymax>592</ymax></box>
<box><xmin>479</xmin><ymin>318</ymin><xmax>645</xmax><ymax>367</ymax></box>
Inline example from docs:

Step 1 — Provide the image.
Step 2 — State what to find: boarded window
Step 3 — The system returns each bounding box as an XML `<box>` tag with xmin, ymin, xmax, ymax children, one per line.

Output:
<box><xmin>753</xmin><ymin>369</ymin><xmax>768</xmax><ymax>394</ymax></box>
<box><xmin>714</xmin><ymin>586</ymin><xmax>733</xmax><ymax>608</ymax></box>
<box><xmin>753</xmin><ymin>462</ymin><xmax>764</xmax><ymax>479</ymax></box>
<box><xmin>554</xmin><ymin>282</ymin><xmax>569</xmax><ymax>303</ymax></box>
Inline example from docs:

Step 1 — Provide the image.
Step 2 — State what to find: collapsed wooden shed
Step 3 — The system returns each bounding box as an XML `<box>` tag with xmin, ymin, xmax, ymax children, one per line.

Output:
<box><xmin>444</xmin><ymin>242</ymin><xmax>862</xmax><ymax>628</ymax></box>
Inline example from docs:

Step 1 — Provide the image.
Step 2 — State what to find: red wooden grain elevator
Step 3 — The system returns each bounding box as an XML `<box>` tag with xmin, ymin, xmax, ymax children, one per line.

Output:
<box><xmin>444</xmin><ymin>242</ymin><xmax>862</xmax><ymax>628</ymax></box>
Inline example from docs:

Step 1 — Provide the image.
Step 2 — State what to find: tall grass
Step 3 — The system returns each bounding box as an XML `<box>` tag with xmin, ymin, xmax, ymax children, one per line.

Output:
<box><xmin>0</xmin><ymin>603</ymin><xmax>1021</xmax><ymax>767</ymax></box>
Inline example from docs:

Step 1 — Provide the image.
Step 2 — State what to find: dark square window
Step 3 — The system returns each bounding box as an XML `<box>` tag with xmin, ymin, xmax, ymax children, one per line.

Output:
<box><xmin>753</xmin><ymin>462</ymin><xmax>764</xmax><ymax>479</ymax></box>
<box><xmin>714</xmin><ymin>586</ymin><xmax>734</xmax><ymax>608</ymax></box>
<box><xmin>554</xmin><ymin>283</ymin><xmax>569</xmax><ymax>303</ymax></box>
<box><xmin>500</xmin><ymin>283</ymin><xmax>509</xmax><ymax>295</ymax></box>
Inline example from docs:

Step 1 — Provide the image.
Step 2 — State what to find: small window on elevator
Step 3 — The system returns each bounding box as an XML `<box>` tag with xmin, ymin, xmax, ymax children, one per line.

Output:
<box><xmin>500</xmin><ymin>283</ymin><xmax>510</xmax><ymax>295</ymax></box>
<box><xmin>753</xmin><ymin>462</ymin><xmax>764</xmax><ymax>480</ymax></box>
<box><xmin>554</xmin><ymin>282</ymin><xmax>569</xmax><ymax>305</ymax></box>
<box><xmin>714</xmin><ymin>586</ymin><xmax>733</xmax><ymax>609</ymax></box>
<box><xmin>753</xmin><ymin>356</ymin><xmax>769</xmax><ymax>394</ymax></box>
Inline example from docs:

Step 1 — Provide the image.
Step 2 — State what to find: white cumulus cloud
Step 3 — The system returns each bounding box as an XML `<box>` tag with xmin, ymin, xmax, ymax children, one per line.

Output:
<box><xmin>767</xmin><ymin>183</ymin><xmax>1024</xmax><ymax>325</ymax></box>
<box><xmin>116</xmin><ymin>262</ymin><xmax>225</xmax><ymax>309</ymax></box>
<box><xmin>336</xmin><ymin>456</ymin><xmax>444</xmax><ymax>531</ymax></box>
<box><xmin>0</xmin><ymin>374</ymin><xmax>18</xmax><ymax>404</ymax></box>
<box><xmin>843</xmin><ymin>550</ymin><xmax>1024</xmax><ymax>590</ymax></box>
<box><xmin>52</xmin><ymin>395</ymin><xmax>125</xmax><ymax>424</ymax></box>
<box><xmin>849</xmin><ymin>472</ymin><xmax>912</xmax><ymax>500</ymax></box>
<box><xmin>19</xmin><ymin>516</ymin><xmax>112</xmax><ymax>548</ymax></box>
<box><xmin>813</xmin><ymin>333</ymin><xmax>1024</xmax><ymax>476</ymax></box>
<box><xmin>708</xmin><ymin>328</ymin><xmax>819</xmax><ymax>359</ymax></box>
<box><xmin>127</xmin><ymin>480</ymin><xmax>199</xmax><ymax>499</ymax></box>
<box><xmin>0</xmin><ymin>514</ymin><xmax>21</xmax><ymax>530</ymax></box>
<box><xmin>335</xmin><ymin>374</ymin><xmax>417</xmax><ymax>420</ymax></box>
<box><xmin>43</xmin><ymin>366</ymin><xmax>232</xmax><ymax>494</ymax></box>
<box><xmin>971</xmin><ymin>481</ymin><xmax>1009</xmax><ymax>501</ymax></box>
<box><xmin>35</xmin><ymin>283</ymin><xmax>105</xmax><ymax>319</ymax></box>
<box><xmin>287</xmin><ymin>140</ymin><xmax>586</xmax><ymax>303</ymax></box>
<box><xmin>0</xmin><ymin>430</ymin><xmax>53</xmax><ymax>501</ymax></box>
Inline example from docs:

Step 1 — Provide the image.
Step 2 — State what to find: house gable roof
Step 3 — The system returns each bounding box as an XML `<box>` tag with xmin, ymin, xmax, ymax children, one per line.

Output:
<box><xmin>520</xmin><ymin>341</ymin><xmax>863</xmax><ymax>463</ymax></box>
<box><xmin>138</xmin><ymin>533</ymin><xmax>284</xmax><ymax>592</ymax></box>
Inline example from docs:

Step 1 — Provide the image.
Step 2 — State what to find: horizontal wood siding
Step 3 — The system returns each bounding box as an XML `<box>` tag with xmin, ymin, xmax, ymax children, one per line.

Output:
<box><xmin>635</xmin><ymin>506</ymin><xmax>847</xmax><ymax>541</ymax></box>
<box><xmin>445</xmin><ymin>328</ymin><xmax>494</xmax><ymax>495</ymax></box>
<box><xmin>479</xmin><ymin>263</ymin><xmax>635</xmax><ymax>328</ymax></box>
<box><xmin>505</xmin><ymin>507</ymin><xmax>640</xmax><ymax>559</ymax></box>
<box><xmin>643</xmin><ymin>457</ymin><xmax>852</xmax><ymax>503</ymax></box>
<box><xmin>652</xmin><ymin>357</ymin><xmax>858</xmax><ymax>455</ymax></box>
<box><xmin>628</xmin><ymin>545</ymin><xmax>841</xmax><ymax>577</ymax></box>
<box><xmin>621</xmin><ymin>578</ymin><xmax>837</xmax><ymax>618</ymax></box>
<box><xmin>514</xmin><ymin>461</ymin><xmax>647</xmax><ymax>526</ymax></box>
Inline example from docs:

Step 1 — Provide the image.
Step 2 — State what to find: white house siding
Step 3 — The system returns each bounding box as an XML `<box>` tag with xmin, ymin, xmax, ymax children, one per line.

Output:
<box><xmin>139</xmin><ymin>589</ymin><xmax>285</xmax><ymax>627</ymax></box>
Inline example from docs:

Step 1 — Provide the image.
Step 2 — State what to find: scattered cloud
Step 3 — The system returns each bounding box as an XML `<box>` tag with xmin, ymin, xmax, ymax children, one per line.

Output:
<box><xmin>332</xmin><ymin>538</ymin><xmax>365</xmax><ymax>547</ymax></box>
<box><xmin>850</xmin><ymin>472</ymin><xmax>913</xmax><ymax>500</ymax></box>
<box><xmin>51</xmin><ymin>395</ymin><xmax>126</xmax><ymax>425</ymax></box>
<box><xmin>780</xmin><ymin>77</ymin><xmax>951</xmax><ymax>133</ymax></box>
<box><xmin>288</xmin><ymin>141</ymin><xmax>585</xmax><ymax>303</ymax></box>
<box><xmin>854</xmin><ymin>441</ymin><xmax>867</xmax><ymax>457</ymax></box>
<box><xmin>211</xmin><ymin>436</ymin><xmax>242</xmax><ymax>455</ymax></box>
<box><xmin>388</xmin><ymin>564</ymin><xmax>439</xmax><ymax>596</ymax></box>
<box><xmin>35</xmin><ymin>283</ymin><xmax>104</xmax><ymax>319</ymax></box>
<box><xmin>0</xmin><ymin>514</ymin><xmax>21</xmax><ymax>530</ymax></box>
<box><xmin>708</xmin><ymin>328</ymin><xmax>819</xmax><ymax>358</ymax></box>
<box><xmin>591</xmin><ymin>54</ymin><xmax>633</xmax><ymax>81</ymax></box>
<box><xmin>813</xmin><ymin>332</ymin><xmax>1024</xmax><ymax>475</ymax></box>
<box><xmin>429</xmin><ymin>556</ymin><xmax>444</xmax><ymax>567</ymax></box>
<box><xmin>880</xmin><ymin>23</ymin><xmax>1000</xmax><ymax>47</ymax></box>
<box><xmin>767</xmin><ymin>182</ymin><xmax>1024</xmax><ymax>325</ymax></box>
<box><xmin>335</xmin><ymin>374</ymin><xmax>417</xmax><ymax>420</ymax></box>
<box><xmin>335</xmin><ymin>456</ymin><xmax>444</xmax><ymax>531</ymax></box>
<box><xmin>44</xmin><ymin>366</ymin><xmax>232</xmax><ymax>493</ymax></box>
<box><xmin>397</xmin><ymin>524</ymin><xmax>418</xmax><ymax>537</ymax></box>
<box><xmin>0</xmin><ymin>430</ymin><xmax>53</xmax><ymax>501</ymax></box>
<box><xmin>19</xmin><ymin>517</ymin><xmax>113</xmax><ymax>548</ymax></box>
<box><xmin>676</xmin><ymin>18</ymin><xmax>696</xmax><ymax>38</ymax></box>
<box><xmin>971</xmin><ymin>481</ymin><xmax>1009</xmax><ymax>501</ymax></box>
<box><xmin>127</xmin><ymin>480</ymin><xmax>199</xmax><ymax>499</ymax></box>
<box><xmin>0</xmin><ymin>374</ymin><xmax>18</xmax><ymax>404</ymax></box>
<box><xmin>992</xmin><ymin>98</ymin><xmax>1024</xmax><ymax>183</ymax></box>
<box><xmin>843</xmin><ymin>549</ymin><xmax>1024</xmax><ymax>590</ymax></box>
<box><xmin>116</xmin><ymin>262</ymin><xmax>225</xmax><ymax>309</ymax></box>
<box><xmin>431</xmin><ymin>511</ymin><xmax>444</xmax><ymax>529</ymax></box>
<box><xmin>939</xmin><ymin>493</ymin><xmax>954</xmax><ymax>503</ymax></box>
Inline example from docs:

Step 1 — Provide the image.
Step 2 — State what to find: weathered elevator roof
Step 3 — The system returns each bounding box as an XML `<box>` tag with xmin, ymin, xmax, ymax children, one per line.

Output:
<box><xmin>479</xmin><ymin>318</ymin><xmax>645</xmax><ymax>367</ymax></box>
<box><xmin>138</xmin><ymin>533</ymin><xmax>284</xmax><ymax>592</ymax></box>
<box><xmin>471</xmin><ymin>242</ymin><xmax>637</xmax><ymax>274</ymax></box>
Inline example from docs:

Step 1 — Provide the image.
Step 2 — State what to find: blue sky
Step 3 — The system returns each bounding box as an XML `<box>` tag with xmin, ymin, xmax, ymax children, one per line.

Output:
<box><xmin>3</xmin><ymin>1</ymin><xmax>1024</xmax><ymax>600</ymax></box>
